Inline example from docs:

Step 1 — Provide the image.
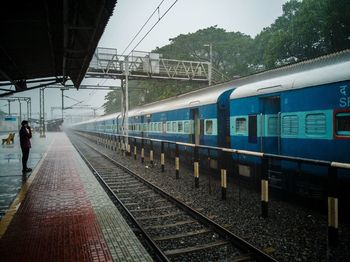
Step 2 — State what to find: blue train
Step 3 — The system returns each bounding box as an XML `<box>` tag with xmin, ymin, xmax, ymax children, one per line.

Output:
<box><xmin>72</xmin><ymin>50</ymin><xmax>350</xmax><ymax>195</ymax></box>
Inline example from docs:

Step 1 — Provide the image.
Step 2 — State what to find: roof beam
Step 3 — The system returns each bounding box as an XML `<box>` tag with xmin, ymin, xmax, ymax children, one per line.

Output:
<box><xmin>44</xmin><ymin>0</ymin><xmax>58</xmax><ymax>79</ymax></box>
<box><xmin>0</xmin><ymin>79</ymin><xmax>62</xmax><ymax>98</ymax></box>
<box><xmin>0</xmin><ymin>70</ymin><xmax>26</xmax><ymax>91</ymax></box>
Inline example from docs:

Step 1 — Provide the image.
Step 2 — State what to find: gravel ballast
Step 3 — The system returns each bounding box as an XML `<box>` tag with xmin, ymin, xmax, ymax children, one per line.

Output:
<box><xmin>79</xmin><ymin>135</ymin><xmax>350</xmax><ymax>262</ymax></box>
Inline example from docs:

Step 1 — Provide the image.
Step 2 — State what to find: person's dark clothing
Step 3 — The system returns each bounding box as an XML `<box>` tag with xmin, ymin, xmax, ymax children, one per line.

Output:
<box><xmin>20</xmin><ymin>126</ymin><xmax>32</xmax><ymax>149</ymax></box>
<box><xmin>19</xmin><ymin>126</ymin><xmax>32</xmax><ymax>171</ymax></box>
<box><xmin>22</xmin><ymin>148</ymin><xmax>30</xmax><ymax>170</ymax></box>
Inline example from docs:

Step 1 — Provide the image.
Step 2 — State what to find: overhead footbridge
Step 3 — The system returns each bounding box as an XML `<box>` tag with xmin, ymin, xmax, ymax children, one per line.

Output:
<box><xmin>86</xmin><ymin>47</ymin><xmax>229</xmax><ymax>84</ymax></box>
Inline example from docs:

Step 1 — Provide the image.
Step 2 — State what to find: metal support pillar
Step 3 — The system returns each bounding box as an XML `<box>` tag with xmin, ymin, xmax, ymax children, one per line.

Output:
<box><xmin>221</xmin><ymin>150</ymin><xmax>228</xmax><ymax>200</ymax></box>
<box><xmin>141</xmin><ymin>138</ymin><xmax>145</xmax><ymax>163</ymax></box>
<box><xmin>161</xmin><ymin>141</ymin><xmax>165</xmax><ymax>172</ymax></box>
<box><xmin>134</xmin><ymin>138</ymin><xmax>137</xmax><ymax>160</ymax></box>
<box><xmin>204</xmin><ymin>43</ymin><xmax>213</xmax><ymax>86</ymax></box>
<box><xmin>61</xmin><ymin>88</ymin><xmax>64</xmax><ymax>120</ymax></box>
<box><xmin>18</xmin><ymin>100</ymin><xmax>22</xmax><ymax>128</ymax></box>
<box><xmin>26</xmin><ymin>100</ymin><xmax>30</xmax><ymax>123</ymax></box>
<box><xmin>40</xmin><ymin>88</ymin><xmax>46</xmax><ymax>138</ymax></box>
<box><xmin>194</xmin><ymin>146</ymin><xmax>199</xmax><ymax>188</ymax></box>
<box><xmin>150</xmin><ymin>140</ymin><xmax>154</xmax><ymax>167</ymax></box>
<box><xmin>209</xmin><ymin>43</ymin><xmax>212</xmax><ymax>86</ymax></box>
<box><xmin>175</xmin><ymin>144</ymin><xmax>179</xmax><ymax>179</ymax></box>
<box><xmin>29</xmin><ymin>100</ymin><xmax>31</xmax><ymax>123</ymax></box>
<box><xmin>39</xmin><ymin>90</ymin><xmax>42</xmax><ymax>135</ymax></box>
<box><xmin>261</xmin><ymin>156</ymin><xmax>269</xmax><ymax>218</ymax></box>
<box><xmin>8</xmin><ymin>100</ymin><xmax>11</xmax><ymax>115</ymax></box>
<box><xmin>124</xmin><ymin>57</ymin><xmax>129</xmax><ymax>150</ymax></box>
<box><xmin>328</xmin><ymin>166</ymin><xmax>338</xmax><ymax>247</ymax></box>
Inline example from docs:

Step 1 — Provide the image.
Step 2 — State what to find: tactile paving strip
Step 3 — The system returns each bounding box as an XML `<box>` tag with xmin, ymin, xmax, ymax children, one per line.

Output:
<box><xmin>73</xmin><ymin>141</ymin><xmax>153</xmax><ymax>261</ymax></box>
<box><xmin>0</xmin><ymin>135</ymin><xmax>112</xmax><ymax>261</ymax></box>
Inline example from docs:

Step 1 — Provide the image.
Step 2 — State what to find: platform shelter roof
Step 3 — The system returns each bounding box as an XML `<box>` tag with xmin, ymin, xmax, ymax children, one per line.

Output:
<box><xmin>0</xmin><ymin>0</ymin><xmax>117</xmax><ymax>97</ymax></box>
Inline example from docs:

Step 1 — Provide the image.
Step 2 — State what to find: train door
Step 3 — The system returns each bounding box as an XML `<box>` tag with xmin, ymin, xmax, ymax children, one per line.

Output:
<box><xmin>217</xmin><ymin>89</ymin><xmax>234</xmax><ymax>148</ymax></box>
<box><xmin>190</xmin><ymin>108</ymin><xmax>200</xmax><ymax>145</ymax></box>
<box><xmin>260</xmin><ymin>96</ymin><xmax>281</xmax><ymax>154</ymax></box>
<box><xmin>140</xmin><ymin>115</ymin><xmax>144</xmax><ymax>138</ymax></box>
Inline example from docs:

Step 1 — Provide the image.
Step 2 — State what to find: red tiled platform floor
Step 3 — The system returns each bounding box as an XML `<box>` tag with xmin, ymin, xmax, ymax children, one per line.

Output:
<box><xmin>0</xmin><ymin>135</ymin><xmax>112</xmax><ymax>261</ymax></box>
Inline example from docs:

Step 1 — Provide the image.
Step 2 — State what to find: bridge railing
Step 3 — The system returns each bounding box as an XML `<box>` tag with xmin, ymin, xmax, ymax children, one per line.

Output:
<box><xmin>87</xmin><ymin>47</ymin><xmax>229</xmax><ymax>84</ymax></box>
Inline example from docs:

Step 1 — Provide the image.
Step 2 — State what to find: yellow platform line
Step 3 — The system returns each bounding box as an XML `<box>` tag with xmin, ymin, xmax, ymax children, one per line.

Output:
<box><xmin>0</xmin><ymin>134</ymin><xmax>56</xmax><ymax>238</ymax></box>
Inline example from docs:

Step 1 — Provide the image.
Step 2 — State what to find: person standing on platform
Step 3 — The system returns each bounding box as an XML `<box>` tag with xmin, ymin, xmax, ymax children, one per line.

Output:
<box><xmin>20</xmin><ymin>120</ymin><xmax>32</xmax><ymax>173</ymax></box>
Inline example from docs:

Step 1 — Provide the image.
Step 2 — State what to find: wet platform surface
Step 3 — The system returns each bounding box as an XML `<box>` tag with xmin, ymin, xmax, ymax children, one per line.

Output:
<box><xmin>0</xmin><ymin>132</ymin><xmax>54</xmax><ymax>219</ymax></box>
<box><xmin>0</xmin><ymin>132</ymin><xmax>152</xmax><ymax>261</ymax></box>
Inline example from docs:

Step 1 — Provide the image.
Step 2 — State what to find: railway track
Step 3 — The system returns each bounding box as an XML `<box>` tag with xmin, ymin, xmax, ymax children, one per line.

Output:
<box><xmin>69</xmin><ymin>133</ymin><xmax>276</xmax><ymax>262</ymax></box>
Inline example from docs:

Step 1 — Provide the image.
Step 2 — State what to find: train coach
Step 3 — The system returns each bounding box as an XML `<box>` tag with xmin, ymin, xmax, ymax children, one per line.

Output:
<box><xmin>229</xmin><ymin>50</ymin><xmax>350</xmax><ymax>194</ymax></box>
<box><xmin>74</xmin><ymin>80</ymin><xmax>241</xmax><ymax>168</ymax></box>
<box><xmin>72</xmin><ymin>50</ymin><xmax>350</xmax><ymax>197</ymax></box>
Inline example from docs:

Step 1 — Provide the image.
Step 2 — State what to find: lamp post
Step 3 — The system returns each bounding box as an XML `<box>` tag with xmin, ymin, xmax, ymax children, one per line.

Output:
<box><xmin>204</xmin><ymin>43</ymin><xmax>212</xmax><ymax>86</ymax></box>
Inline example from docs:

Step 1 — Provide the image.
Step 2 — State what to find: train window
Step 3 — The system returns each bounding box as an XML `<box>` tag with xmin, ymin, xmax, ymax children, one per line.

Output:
<box><xmin>235</xmin><ymin>118</ymin><xmax>247</xmax><ymax>133</ymax></box>
<box><xmin>306</xmin><ymin>113</ymin><xmax>326</xmax><ymax>135</ymax></box>
<box><xmin>268</xmin><ymin>117</ymin><xmax>278</xmax><ymax>136</ymax></box>
<box><xmin>178</xmin><ymin>122</ymin><xmax>183</xmax><ymax>133</ymax></box>
<box><xmin>172</xmin><ymin>122</ymin><xmax>178</xmax><ymax>132</ymax></box>
<box><xmin>282</xmin><ymin>115</ymin><xmax>298</xmax><ymax>136</ymax></box>
<box><xmin>158</xmin><ymin>123</ymin><xmax>162</xmax><ymax>132</ymax></box>
<box><xmin>205</xmin><ymin>120</ymin><xmax>213</xmax><ymax>135</ymax></box>
<box><xmin>336</xmin><ymin>112</ymin><xmax>350</xmax><ymax>136</ymax></box>
<box><xmin>167</xmin><ymin>122</ymin><xmax>172</xmax><ymax>132</ymax></box>
<box><xmin>184</xmin><ymin>121</ymin><xmax>190</xmax><ymax>133</ymax></box>
<box><xmin>143</xmin><ymin>123</ymin><xmax>148</xmax><ymax>132</ymax></box>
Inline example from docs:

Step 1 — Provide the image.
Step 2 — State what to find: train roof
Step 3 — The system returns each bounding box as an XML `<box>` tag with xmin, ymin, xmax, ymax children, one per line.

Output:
<box><xmin>70</xmin><ymin>112</ymin><xmax>120</xmax><ymax>126</ymax></box>
<box><xmin>127</xmin><ymin>82</ymin><xmax>236</xmax><ymax>117</ymax></box>
<box><xmin>132</xmin><ymin>50</ymin><xmax>350</xmax><ymax>115</ymax></box>
<box><xmin>230</xmin><ymin>49</ymin><xmax>350</xmax><ymax>100</ymax></box>
<box><xmin>73</xmin><ymin>49</ymin><xmax>350</xmax><ymax>124</ymax></box>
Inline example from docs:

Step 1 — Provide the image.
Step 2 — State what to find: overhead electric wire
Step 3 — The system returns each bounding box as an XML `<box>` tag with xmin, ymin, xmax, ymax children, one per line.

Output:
<box><xmin>121</xmin><ymin>0</ymin><xmax>166</xmax><ymax>56</ymax></box>
<box><xmin>127</xmin><ymin>0</ymin><xmax>179</xmax><ymax>56</ymax></box>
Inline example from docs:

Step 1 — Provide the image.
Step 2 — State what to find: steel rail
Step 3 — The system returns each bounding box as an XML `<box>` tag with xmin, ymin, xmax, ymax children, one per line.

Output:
<box><xmin>71</xmin><ymin>133</ymin><xmax>277</xmax><ymax>262</ymax></box>
<box><xmin>70</xmin><ymin>136</ymin><xmax>170</xmax><ymax>262</ymax></box>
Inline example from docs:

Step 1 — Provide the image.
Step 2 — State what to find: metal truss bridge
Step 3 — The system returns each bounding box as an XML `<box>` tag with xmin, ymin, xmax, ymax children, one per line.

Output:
<box><xmin>86</xmin><ymin>47</ymin><xmax>229</xmax><ymax>84</ymax></box>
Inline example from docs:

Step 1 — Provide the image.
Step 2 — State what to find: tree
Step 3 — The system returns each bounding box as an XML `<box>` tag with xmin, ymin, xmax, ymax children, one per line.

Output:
<box><xmin>103</xmin><ymin>90</ymin><xmax>121</xmax><ymax>114</ymax></box>
<box><xmin>255</xmin><ymin>0</ymin><xmax>350</xmax><ymax>68</ymax></box>
<box><xmin>104</xmin><ymin>0</ymin><xmax>350</xmax><ymax>113</ymax></box>
<box><xmin>155</xmin><ymin>26</ymin><xmax>255</xmax><ymax>78</ymax></box>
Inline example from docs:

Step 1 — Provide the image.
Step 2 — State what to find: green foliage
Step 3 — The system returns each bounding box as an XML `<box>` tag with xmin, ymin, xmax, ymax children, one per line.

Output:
<box><xmin>104</xmin><ymin>0</ymin><xmax>350</xmax><ymax>114</ymax></box>
<box><xmin>256</xmin><ymin>0</ymin><xmax>350</xmax><ymax>68</ymax></box>
<box><xmin>103</xmin><ymin>90</ymin><xmax>121</xmax><ymax>115</ymax></box>
<box><xmin>156</xmin><ymin>26</ymin><xmax>255</xmax><ymax>77</ymax></box>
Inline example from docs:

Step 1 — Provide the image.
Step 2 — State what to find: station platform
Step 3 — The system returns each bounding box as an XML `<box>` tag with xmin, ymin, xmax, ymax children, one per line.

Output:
<box><xmin>0</xmin><ymin>131</ymin><xmax>53</xmax><ymax>219</ymax></box>
<box><xmin>0</xmin><ymin>132</ymin><xmax>152</xmax><ymax>261</ymax></box>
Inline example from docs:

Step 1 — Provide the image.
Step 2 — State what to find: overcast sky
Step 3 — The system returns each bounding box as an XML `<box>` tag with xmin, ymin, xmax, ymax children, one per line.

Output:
<box><xmin>1</xmin><ymin>0</ymin><xmax>288</xmax><ymax>120</ymax></box>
